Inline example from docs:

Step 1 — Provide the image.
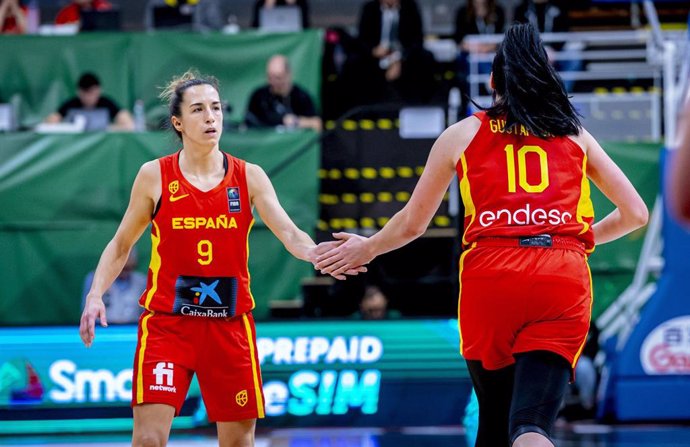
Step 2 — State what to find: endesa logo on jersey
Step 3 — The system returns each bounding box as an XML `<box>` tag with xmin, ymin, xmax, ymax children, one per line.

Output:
<box><xmin>478</xmin><ymin>203</ymin><xmax>573</xmax><ymax>227</ymax></box>
<box><xmin>641</xmin><ymin>316</ymin><xmax>690</xmax><ymax>374</ymax></box>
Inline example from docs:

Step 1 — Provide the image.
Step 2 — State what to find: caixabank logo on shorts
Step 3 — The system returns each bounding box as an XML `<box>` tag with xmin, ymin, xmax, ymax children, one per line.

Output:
<box><xmin>173</xmin><ymin>276</ymin><xmax>238</xmax><ymax>318</ymax></box>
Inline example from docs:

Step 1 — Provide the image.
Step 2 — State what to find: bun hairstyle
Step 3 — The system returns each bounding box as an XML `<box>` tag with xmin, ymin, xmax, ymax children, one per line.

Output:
<box><xmin>159</xmin><ymin>69</ymin><xmax>220</xmax><ymax>140</ymax></box>
<box><xmin>486</xmin><ymin>23</ymin><xmax>581</xmax><ymax>138</ymax></box>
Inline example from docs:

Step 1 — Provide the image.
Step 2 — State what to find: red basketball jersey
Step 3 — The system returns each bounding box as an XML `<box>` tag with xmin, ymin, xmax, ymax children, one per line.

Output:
<box><xmin>457</xmin><ymin>112</ymin><xmax>595</xmax><ymax>252</ymax></box>
<box><xmin>139</xmin><ymin>151</ymin><xmax>256</xmax><ymax>317</ymax></box>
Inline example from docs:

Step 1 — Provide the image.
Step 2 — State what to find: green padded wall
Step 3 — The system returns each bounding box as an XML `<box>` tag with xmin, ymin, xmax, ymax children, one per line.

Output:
<box><xmin>0</xmin><ymin>130</ymin><xmax>319</xmax><ymax>324</ymax></box>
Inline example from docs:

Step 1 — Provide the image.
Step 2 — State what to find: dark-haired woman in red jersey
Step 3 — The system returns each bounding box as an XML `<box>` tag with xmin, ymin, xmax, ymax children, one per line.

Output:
<box><xmin>317</xmin><ymin>23</ymin><xmax>648</xmax><ymax>447</ymax></box>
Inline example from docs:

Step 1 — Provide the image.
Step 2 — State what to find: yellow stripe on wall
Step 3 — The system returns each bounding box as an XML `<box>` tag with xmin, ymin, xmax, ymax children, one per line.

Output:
<box><xmin>242</xmin><ymin>314</ymin><xmax>265</xmax><ymax>418</ymax></box>
<box><xmin>136</xmin><ymin>312</ymin><xmax>154</xmax><ymax>404</ymax></box>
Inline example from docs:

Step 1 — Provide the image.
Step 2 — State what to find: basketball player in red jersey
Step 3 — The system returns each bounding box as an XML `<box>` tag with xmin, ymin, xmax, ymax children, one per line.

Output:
<box><xmin>79</xmin><ymin>70</ymin><xmax>362</xmax><ymax>446</ymax></box>
<box><xmin>316</xmin><ymin>24</ymin><xmax>648</xmax><ymax>447</ymax></box>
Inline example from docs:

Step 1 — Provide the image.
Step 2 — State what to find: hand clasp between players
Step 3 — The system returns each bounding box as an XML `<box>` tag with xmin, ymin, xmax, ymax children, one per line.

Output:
<box><xmin>315</xmin><ymin>232</ymin><xmax>372</xmax><ymax>279</ymax></box>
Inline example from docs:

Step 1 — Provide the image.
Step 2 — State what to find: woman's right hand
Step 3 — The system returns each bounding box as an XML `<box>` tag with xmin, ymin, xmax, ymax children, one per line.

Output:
<box><xmin>79</xmin><ymin>294</ymin><xmax>108</xmax><ymax>348</ymax></box>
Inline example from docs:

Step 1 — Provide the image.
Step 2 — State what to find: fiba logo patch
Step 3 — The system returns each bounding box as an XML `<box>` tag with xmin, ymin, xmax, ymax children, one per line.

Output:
<box><xmin>150</xmin><ymin>362</ymin><xmax>177</xmax><ymax>393</ymax></box>
<box><xmin>236</xmin><ymin>389</ymin><xmax>248</xmax><ymax>407</ymax></box>
<box><xmin>227</xmin><ymin>187</ymin><xmax>241</xmax><ymax>213</ymax></box>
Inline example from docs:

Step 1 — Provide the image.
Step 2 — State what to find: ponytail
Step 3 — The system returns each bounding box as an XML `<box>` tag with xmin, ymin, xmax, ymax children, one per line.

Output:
<box><xmin>485</xmin><ymin>23</ymin><xmax>581</xmax><ymax>137</ymax></box>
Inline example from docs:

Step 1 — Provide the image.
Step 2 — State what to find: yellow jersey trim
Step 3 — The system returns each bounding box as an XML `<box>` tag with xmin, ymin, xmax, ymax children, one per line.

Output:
<box><xmin>571</xmin><ymin>258</ymin><xmax>594</xmax><ymax>368</ymax></box>
<box><xmin>144</xmin><ymin>221</ymin><xmax>162</xmax><ymax>309</ymax></box>
<box><xmin>242</xmin><ymin>314</ymin><xmax>265</xmax><ymax>418</ymax></box>
<box><xmin>457</xmin><ymin>243</ymin><xmax>476</xmax><ymax>356</ymax></box>
<box><xmin>246</xmin><ymin>218</ymin><xmax>256</xmax><ymax>309</ymax></box>
<box><xmin>136</xmin><ymin>311</ymin><xmax>154</xmax><ymax>404</ymax></box>
<box><xmin>576</xmin><ymin>155</ymin><xmax>595</xmax><ymax>237</ymax></box>
<box><xmin>459</xmin><ymin>155</ymin><xmax>476</xmax><ymax>246</ymax></box>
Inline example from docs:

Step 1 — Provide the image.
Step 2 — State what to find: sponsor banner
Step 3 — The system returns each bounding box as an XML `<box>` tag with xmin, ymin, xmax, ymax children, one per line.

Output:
<box><xmin>0</xmin><ymin>320</ymin><xmax>471</xmax><ymax>432</ymax></box>
<box><xmin>640</xmin><ymin>315</ymin><xmax>690</xmax><ymax>375</ymax></box>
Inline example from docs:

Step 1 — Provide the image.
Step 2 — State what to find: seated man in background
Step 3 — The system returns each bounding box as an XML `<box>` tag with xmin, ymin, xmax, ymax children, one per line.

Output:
<box><xmin>244</xmin><ymin>54</ymin><xmax>322</xmax><ymax>131</ymax></box>
<box><xmin>44</xmin><ymin>72</ymin><xmax>135</xmax><ymax>131</ymax></box>
<box><xmin>55</xmin><ymin>0</ymin><xmax>112</xmax><ymax>25</ymax></box>
<box><xmin>353</xmin><ymin>285</ymin><xmax>401</xmax><ymax>320</ymax></box>
<box><xmin>81</xmin><ymin>248</ymin><xmax>146</xmax><ymax>324</ymax></box>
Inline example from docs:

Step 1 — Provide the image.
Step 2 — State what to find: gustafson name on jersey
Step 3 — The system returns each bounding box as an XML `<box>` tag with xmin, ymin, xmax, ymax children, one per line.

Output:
<box><xmin>489</xmin><ymin>119</ymin><xmax>531</xmax><ymax>136</ymax></box>
<box><xmin>171</xmin><ymin>215</ymin><xmax>238</xmax><ymax>230</ymax></box>
<box><xmin>479</xmin><ymin>203</ymin><xmax>573</xmax><ymax>227</ymax></box>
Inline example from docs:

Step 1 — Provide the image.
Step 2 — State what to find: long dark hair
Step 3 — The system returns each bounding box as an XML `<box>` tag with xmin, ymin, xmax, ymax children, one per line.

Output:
<box><xmin>486</xmin><ymin>23</ymin><xmax>581</xmax><ymax>137</ymax></box>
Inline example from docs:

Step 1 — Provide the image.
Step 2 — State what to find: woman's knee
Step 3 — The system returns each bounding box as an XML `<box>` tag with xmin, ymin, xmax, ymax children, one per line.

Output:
<box><xmin>132</xmin><ymin>430</ymin><xmax>167</xmax><ymax>447</ymax></box>
<box><xmin>218</xmin><ymin>419</ymin><xmax>256</xmax><ymax>447</ymax></box>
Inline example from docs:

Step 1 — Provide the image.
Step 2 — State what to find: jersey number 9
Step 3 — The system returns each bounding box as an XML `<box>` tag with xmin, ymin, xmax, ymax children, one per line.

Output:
<box><xmin>197</xmin><ymin>240</ymin><xmax>213</xmax><ymax>265</ymax></box>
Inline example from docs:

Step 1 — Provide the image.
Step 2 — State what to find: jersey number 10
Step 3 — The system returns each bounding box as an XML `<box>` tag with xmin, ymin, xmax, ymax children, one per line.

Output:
<box><xmin>504</xmin><ymin>144</ymin><xmax>550</xmax><ymax>193</ymax></box>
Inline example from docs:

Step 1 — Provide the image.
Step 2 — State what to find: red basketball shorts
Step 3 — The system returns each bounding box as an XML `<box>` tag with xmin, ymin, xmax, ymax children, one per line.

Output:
<box><xmin>131</xmin><ymin>310</ymin><xmax>265</xmax><ymax>422</ymax></box>
<box><xmin>458</xmin><ymin>238</ymin><xmax>592</xmax><ymax>371</ymax></box>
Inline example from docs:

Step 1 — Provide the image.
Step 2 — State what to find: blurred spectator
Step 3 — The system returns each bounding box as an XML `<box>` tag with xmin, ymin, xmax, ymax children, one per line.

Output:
<box><xmin>453</xmin><ymin>0</ymin><xmax>506</xmax><ymax>116</ymax></box>
<box><xmin>44</xmin><ymin>72</ymin><xmax>135</xmax><ymax>131</ymax></box>
<box><xmin>144</xmin><ymin>0</ymin><xmax>224</xmax><ymax>32</ymax></box>
<box><xmin>670</xmin><ymin>95</ymin><xmax>690</xmax><ymax>224</ymax></box>
<box><xmin>81</xmin><ymin>248</ymin><xmax>145</xmax><ymax>324</ymax></box>
<box><xmin>352</xmin><ymin>285</ymin><xmax>401</xmax><ymax>320</ymax></box>
<box><xmin>192</xmin><ymin>0</ymin><xmax>224</xmax><ymax>31</ymax></box>
<box><xmin>0</xmin><ymin>0</ymin><xmax>27</xmax><ymax>34</ymax></box>
<box><xmin>453</xmin><ymin>0</ymin><xmax>505</xmax><ymax>52</ymax></box>
<box><xmin>55</xmin><ymin>0</ymin><xmax>112</xmax><ymax>25</ymax></box>
<box><xmin>514</xmin><ymin>0</ymin><xmax>569</xmax><ymax>34</ymax></box>
<box><xmin>245</xmin><ymin>54</ymin><xmax>322</xmax><ymax>131</ymax></box>
<box><xmin>251</xmin><ymin>0</ymin><xmax>309</xmax><ymax>29</ymax></box>
<box><xmin>514</xmin><ymin>0</ymin><xmax>579</xmax><ymax>91</ymax></box>
<box><xmin>321</xmin><ymin>26</ymin><xmax>358</xmax><ymax>119</ymax></box>
<box><xmin>357</xmin><ymin>0</ymin><xmax>436</xmax><ymax>104</ymax></box>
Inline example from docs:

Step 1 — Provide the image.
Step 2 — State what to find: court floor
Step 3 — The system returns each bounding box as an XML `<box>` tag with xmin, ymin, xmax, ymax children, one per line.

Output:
<box><xmin>3</xmin><ymin>424</ymin><xmax>690</xmax><ymax>447</ymax></box>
